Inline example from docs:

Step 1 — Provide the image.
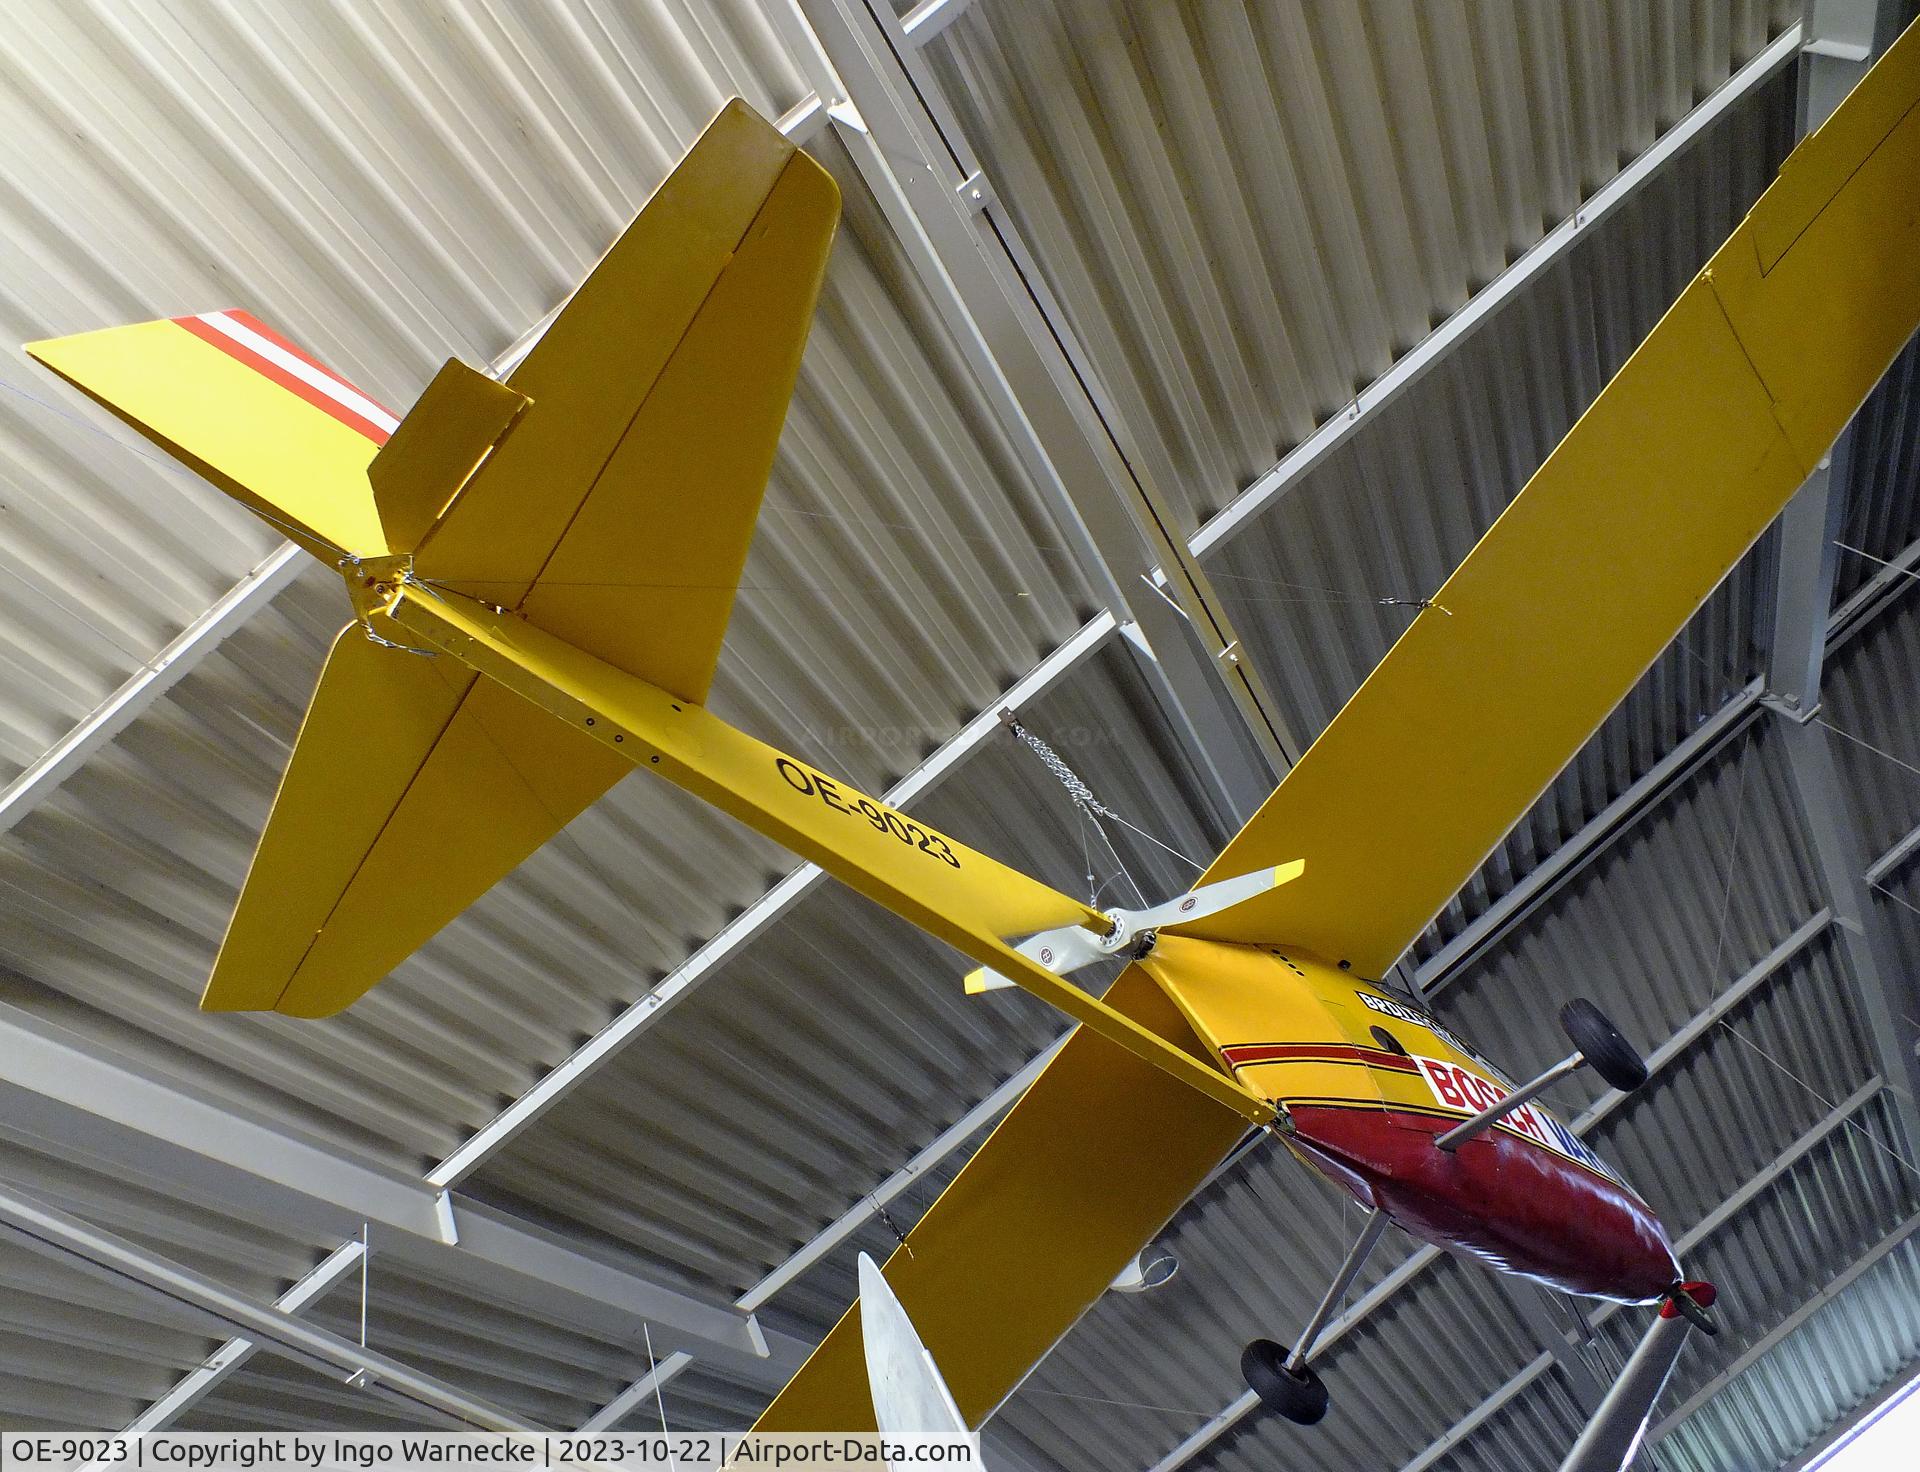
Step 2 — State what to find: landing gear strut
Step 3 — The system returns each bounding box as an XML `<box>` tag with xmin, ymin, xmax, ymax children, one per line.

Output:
<box><xmin>1240</xmin><ymin>1208</ymin><xmax>1388</xmax><ymax>1424</ymax></box>
<box><xmin>1435</xmin><ymin>998</ymin><xmax>1649</xmax><ymax>1152</ymax></box>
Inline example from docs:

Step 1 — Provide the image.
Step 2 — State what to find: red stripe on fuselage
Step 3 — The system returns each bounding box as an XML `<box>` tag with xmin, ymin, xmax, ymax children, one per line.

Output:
<box><xmin>1219</xmin><ymin>1042</ymin><xmax>1420</xmax><ymax>1072</ymax></box>
<box><xmin>173</xmin><ymin>314</ymin><xmax>392</xmax><ymax>445</ymax></box>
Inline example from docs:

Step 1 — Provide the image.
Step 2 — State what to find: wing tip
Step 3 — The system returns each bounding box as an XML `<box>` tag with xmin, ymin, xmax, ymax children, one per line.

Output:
<box><xmin>200</xmin><ymin>966</ymin><xmax>360</xmax><ymax>1020</ymax></box>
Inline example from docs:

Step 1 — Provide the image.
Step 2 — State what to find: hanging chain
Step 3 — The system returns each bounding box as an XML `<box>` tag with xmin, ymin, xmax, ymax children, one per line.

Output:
<box><xmin>999</xmin><ymin>710</ymin><xmax>1202</xmax><ymax>891</ymax></box>
<box><xmin>1001</xmin><ymin>711</ymin><xmax>1122</xmax><ymax>822</ymax></box>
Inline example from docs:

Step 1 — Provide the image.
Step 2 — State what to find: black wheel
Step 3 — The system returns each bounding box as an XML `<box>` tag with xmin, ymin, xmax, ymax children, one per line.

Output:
<box><xmin>1240</xmin><ymin>1339</ymin><xmax>1330</xmax><ymax>1425</ymax></box>
<box><xmin>1666</xmin><ymin>1281</ymin><xmax>1720</xmax><ymax>1336</ymax></box>
<box><xmin>1560</xmin><ymin>998</ymin><xmax>1648</xmax><ymax>1092</ymax></box>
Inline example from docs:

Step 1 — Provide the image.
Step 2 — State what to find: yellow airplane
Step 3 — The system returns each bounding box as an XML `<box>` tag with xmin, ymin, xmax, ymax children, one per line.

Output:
<box><xmin>24</xmin><ymin>17</ymin><xmax>1920</xmax><ymax>1465</ymax></box>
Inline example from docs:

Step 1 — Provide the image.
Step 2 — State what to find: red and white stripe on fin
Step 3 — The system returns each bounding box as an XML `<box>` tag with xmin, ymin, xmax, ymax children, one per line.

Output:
<box><xmin>26</xmin><ymin>308</ymin><xmax>396</xmax><ymax>558</ymax></box>
<box><xmin>173</xmin><ymin>309</ymin><xmax>398</xmax><ymax>444</ymax></box>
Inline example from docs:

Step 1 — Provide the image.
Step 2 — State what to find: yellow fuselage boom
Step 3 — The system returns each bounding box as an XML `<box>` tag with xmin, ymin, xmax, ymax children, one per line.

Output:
<box><xmin>372</xmin><ymin>577</ymin><xmax>1273</xmax><ymax>1124</ymax></box>
<box><xmin>380</xmin><ymin>570</ymin><xmax>1668</xmax><ymax>1300</ymax></box>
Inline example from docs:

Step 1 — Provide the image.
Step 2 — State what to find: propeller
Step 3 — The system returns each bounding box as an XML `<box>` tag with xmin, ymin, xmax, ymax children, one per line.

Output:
<box><xmin>965</xmin><ymin>859</ymin><xmax>1304</xmax><ymax>994</ymax></box>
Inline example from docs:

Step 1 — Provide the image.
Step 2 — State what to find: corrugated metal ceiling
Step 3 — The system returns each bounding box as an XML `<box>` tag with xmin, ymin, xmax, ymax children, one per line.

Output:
<box><xmin>926</xmin><ymin>0</ymin><xmax>1795</xmax><ymax>532</ymax></box>
<box><xmin>2</xmin><ymin>3</ymin><xmax>1917</xmax><ymax>1470</ymax></box>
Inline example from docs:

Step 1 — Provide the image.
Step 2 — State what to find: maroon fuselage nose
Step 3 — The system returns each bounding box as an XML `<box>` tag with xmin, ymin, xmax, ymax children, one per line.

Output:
<box><xmin>1286</xmin><ymin>1104</ymin><xmax>1679</xmax><ymax>1303</ymax></box>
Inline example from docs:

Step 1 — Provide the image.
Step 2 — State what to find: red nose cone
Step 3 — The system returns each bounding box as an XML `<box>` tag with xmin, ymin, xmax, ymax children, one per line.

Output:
<box><xmin>1288</xmin><ymin>1105</ymin><xmax>1678</xmax><ymax>1303</ymax></box>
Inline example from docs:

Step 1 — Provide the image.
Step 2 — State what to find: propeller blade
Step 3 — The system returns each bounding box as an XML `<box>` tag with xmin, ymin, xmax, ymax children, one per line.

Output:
<box><xmin>965</xmin><ymin>862</ymin><xmax>1306</xmax><ymax>992</ymax></box>
<box><xmin>964</xmin><ymin>923</ymin><xmax>1110</xmax><ymax>994</ymax></box>
<box><xmin>1134</xmin><ymin>860</ymin><xmax>1305</xmax><ymax>934</ymax></box>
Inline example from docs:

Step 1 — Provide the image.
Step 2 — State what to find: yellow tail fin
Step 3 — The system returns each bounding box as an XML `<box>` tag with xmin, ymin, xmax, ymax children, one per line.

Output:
<box><xmin>26</xmin><ymin>100</ymin><xmax>839</xmax><ymax>1015</ymax></box>
<box><xmin>414</xmin><ymin>99</ymin><xmax>840</xmax><ymax>704</ymax></box>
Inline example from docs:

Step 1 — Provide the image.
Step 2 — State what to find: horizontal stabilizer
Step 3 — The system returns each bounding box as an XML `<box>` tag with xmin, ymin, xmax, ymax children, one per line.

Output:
<box><xmin>416</xmin><ymin>99</ymin><xmax>841</xmax><ymax>705</ymax></box>
<box><xmin>26</xmin><ymin>310</ymin><xmax>395</xmax><ymax>563</ymax></box>
<box><xmin>205</xmin><ymin>625</ymin><xmax>629</xmax><ymax>1017</ymax></box>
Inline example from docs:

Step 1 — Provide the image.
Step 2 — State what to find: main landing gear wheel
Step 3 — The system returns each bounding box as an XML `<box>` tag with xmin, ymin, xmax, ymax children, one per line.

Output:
<box><xmin>1240</xmin><ymin>1339</ymin><xmax>1330</xmax><ymax>1425</ymax></box>
<box><xmin>1559</xmin><ymin>997</ymin><xmax>1649</xmax><ymax>1092</ymax></box>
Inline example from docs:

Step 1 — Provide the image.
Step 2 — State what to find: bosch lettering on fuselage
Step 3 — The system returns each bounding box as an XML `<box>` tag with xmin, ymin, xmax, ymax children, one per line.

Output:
<box><xmin>1353</xmin><ymin>989</ymin><xmax>1473</xmax><ymax>1057</ymax></box>
<box><xmin>1413</xmin><ymin>1055</ymin><xmax>1623</xmax><ymax>1185</ymax></box>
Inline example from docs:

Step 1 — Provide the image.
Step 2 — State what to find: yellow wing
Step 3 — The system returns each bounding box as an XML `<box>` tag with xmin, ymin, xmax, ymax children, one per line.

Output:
<box><xmin>416</xmin><ymin>99</ymin><xmax>840</xmax><ymax>706</ymax></box>
<box><xmin>750</xmin><ymin>968</ymin><xmax>1247</xmax><ymax>1432</ymax></box>
<box><xmin>1188</xmin><ymin>22</ymin><xmax>1920</xmax><ymax>974</ymax></box>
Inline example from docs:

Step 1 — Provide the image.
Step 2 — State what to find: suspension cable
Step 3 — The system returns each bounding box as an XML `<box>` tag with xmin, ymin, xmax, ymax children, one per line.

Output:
<box><xmin>1000</xmin><ymin>712</ymin><xmax>1203</xmax><ymax>897</ymax></box>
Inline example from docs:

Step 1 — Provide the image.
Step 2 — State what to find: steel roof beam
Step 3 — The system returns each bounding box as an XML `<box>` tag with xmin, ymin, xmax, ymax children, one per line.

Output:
<box><xmin>578</xmin><ymin>1352</ymin><xmax>694</xmax><ymax>1434</ymax></box>
<box><xmin>125</xmin><ymin>1241</ymin><xmax>365</xmax><ymax>1432</ymax></box>
<box><xmin>0</xmin><ymin>1002</ymin><xmax>799</xmax><ymax>1382</ymax></box>
<box><xmin>1775</xmin><ymin>719</ymin><xmax>1920</xmax><ymax>1158</ymax></box>
<box><xmin>1866</xmin><ymin>811</ymin><xmax>1920</xmax><ymax>891</ymax></box>
<box><xmin>1830</xmin><ymin>525</ymin><xmax>1920</xmax><ymax>642</ymax></box>
<box><xmin>1764</xmin><ymin>0</ymin><xmax>1911</xmax><ymax>715</ymax></box>
<box><xmin>1761</xmin><ymin>3</ymin><xmax>1920</xmax><ymax>1174</ymax></box>
<box><xmin>0</xmin><ymin>543</ymin><xmax>304</xmax><ymax>837</ymax></box>
<box><xmin>1758</xmin><ymin>0</ymin><xmax>1920</xmax><ymax>1164</ymax></box>
<box><xmin>785</xmin><ymin>0</ymin><xmax>1293</xmax><ymax>823</ymax></box>
<box><xmin>1798</xmin><ymin>1</ymin><xmax>1914</xmax><ymax>125</ymax></box>
<box><xmin>1766</xmin><ymin>452</ymin><xmax>1853</xmax><ymax>716</ymax></box>
<box><xmin>0</xmin><ymin>1180</ymin><xmax>533</xmax><ymax>1432</ymax></box>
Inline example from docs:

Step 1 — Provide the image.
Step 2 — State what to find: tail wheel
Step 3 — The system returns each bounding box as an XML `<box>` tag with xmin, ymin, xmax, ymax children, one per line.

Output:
<box><xmin>1240</xmin><ymin>1339</ymin><xmax>1330</xmax><ymax>1425</ymax></box>
<box><xmin>1560</xmin><ymin>998</ymin><xmax>1649</xmax><ymax>1093</ymax></box>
